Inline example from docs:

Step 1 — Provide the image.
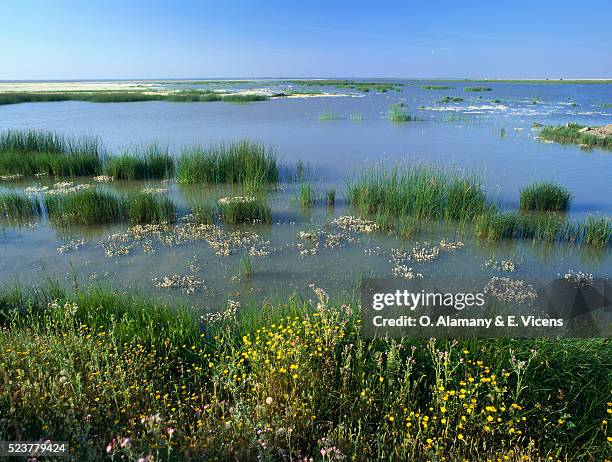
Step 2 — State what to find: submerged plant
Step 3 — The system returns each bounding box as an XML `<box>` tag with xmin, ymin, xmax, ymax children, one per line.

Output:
<box><xmin>519</xmin><ymin>182</ymin><xmax>572</xmax><ymax>212</ymax></box>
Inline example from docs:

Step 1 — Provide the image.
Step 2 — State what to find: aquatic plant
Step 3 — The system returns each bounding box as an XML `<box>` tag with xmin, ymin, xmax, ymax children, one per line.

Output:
<box><xmin>217</xmin><ymin>195</ymin><xmax>271</xmax><ymax>224</ymax></box>
<box><xmin>538</xmin><ymin>123</ymin><xmax>612</xmax><ymax>149</ymax></box>
<box><xmin>0</xmin><ymin>130</ymin><xmax>102</xmax><ymax>177</ymax></box>
<box><xmin>0</xmin><ymin>283</ymin><xmax>609</xmax><ymax>460</ymax></box>
<box><xmin>102</xmin><ymin>144</ymin><xmax>174</xmax><ymax>180</ymax></box>
<box><xmin>221</xmin><ymin>93</ymin><xmax>269</xmax><ymax>103</ymax></box>
<box><xmin>464</xmin><ymin>86</ymin><xmax>492</xmax><ymax>92</ymax></box>
<box><xmin>176</xmin><ymin>140</ymin><xmax>279</xmax><ymax>186</ymax></box>
<box><xmin>298</xmin><ymin>183</ymin><xmax>315</xmax><ymax>208</ymax></box>
<box><xmin>399</xmin><ymin>215</ymin><xmax>420</xmax><ymax>238</ymax></box>
<box><xmin>192</xmin><ymin>202</ymin><xmax>215</xmax><ymax>225</ymax></box>
<box><xmin>437</xmin><ymin>96</ymin><xmax>463</xmax><ymax>103</ymax></box>
<box><xmin>349</xmin><ymin>112</ymin><xmax>363</xmax><ymax>121</ymax></box>
<box><xmin>326</xmin><ymin>188</ymin><xmax>336</xmax><ymax>207</ymax></box>
<box><xmin>44</xmin><ymin>189</ymin><xmax>124</xmax><ymax>225</ymax></box>
<box><xmin>388</xmin><ymin>108</ymin><xmax>413</xmax><ymax>122</ymax></box>
<box><xmin>237</xmin><ymin>254</ymin><xmax>253</xmax><ymax>278</ymax></box>
<box><xmin>125</xmin><ymin>192</ymin><xmax>176</xmax><ymax>224</ymax></box>
<box><xmin>346</xmin><ymin>165</ymin><xmax>485</xmax><ymax>221</ymax></box>
<box><xmin>519</xmin><ymin>182</ymin><xmax>572</xmax><ymax>212</ymax></box>
<box><xmin>318</xmin><ymin>111</ymin><xmax>342</xmax><ymax>121</ymax></box>
<box><xmin>0</xmin><ymin>192</ymin><xmax>41</xmax><ymax>219</ymax></box>
<box><xmin>421</xmin><ymin>85</ymin><xmax>452</xmax><ymax>90</ymax></box>
<box><xmin>583</xmin><ymin>215</ymin><xmax>612</xmax><ymax>247</ymax></box>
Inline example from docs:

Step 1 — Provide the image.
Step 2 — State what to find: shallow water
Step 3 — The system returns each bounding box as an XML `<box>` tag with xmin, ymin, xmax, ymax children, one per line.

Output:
<box><xmin>0</xmin><ymin>80</ymin><xmax>611</xmax><ymax>308</ymax></box>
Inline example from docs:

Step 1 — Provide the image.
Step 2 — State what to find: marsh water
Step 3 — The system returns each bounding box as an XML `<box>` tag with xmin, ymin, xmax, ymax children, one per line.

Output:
<box><xmin>1</xmin><ymin>80</ymin><xmax>611</xmax><ymax>310</ymax></box>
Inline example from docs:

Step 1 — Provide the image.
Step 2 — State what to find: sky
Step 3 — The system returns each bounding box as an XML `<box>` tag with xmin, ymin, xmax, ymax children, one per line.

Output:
<box><xmin>2</xmin><ymin>0</ymin><xmax>612</xmax><ymax>80</ymax></box>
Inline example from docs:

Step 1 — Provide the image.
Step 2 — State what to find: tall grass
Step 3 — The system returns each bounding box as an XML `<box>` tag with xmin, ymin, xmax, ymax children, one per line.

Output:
<box><xmin>519</xmin><ymin>182</ymin><xmax>572</xmax><ymax>212</ymax></box>
<box><xmin>0</xmin><ymin>130</ymin><xmax>101</xmax><ymax>176</ymax></box>
<box><xmin>218</xmin><ymin>196</ymin><xmax>271</xmax><ymax>224</ymax></box>
<box><xmin>318</xmin><ymin>111</ymin><xmax>342</xmax><ymax>121</ymax></box>
<box><xmin>464</xmin><ymin>87</ymin><xmax>492</xmax><ymax>92</ymax></box>
<box><xmin>177</xmin><ymin>140</ymin><xmax>279</xmax><ymax>186</ymax></box>
<box><xmin>326</xmin><ymin>188</ymin><xmax>336</xmax><ymax>207</ymax></box>
<box><xmin>126</xmin><ymin>192</ymin><xmax>176</xmax><ymax>224</ymax></box>
<box><xmin>0</xmin><ymin>192</ymin><xmax>41</xmax><ymax>219</ymax></box>
<box><xmin>421</xmin><ymin>85</ymin><xmax>452</xmax><ymax>90</ymax></box>
<box><xmin>0</xmin><ymin>284</ymin><xmax>609</xmax><ymax>460</ymax></box>
<box><xmin>346</xmin><ymin>165</ymin><xmax>485</xmax><ymax>221</ymax></box>
<box><xmin>389</xmin><ymin>108</ymin><xmax>413</xmax><ymax>122</ymax></box>
<box><xmin>44</xmin><ymin>189</ymin><xmax>124</xmax><ymax>225</ymax></box>
<box><xmin>298</xmin><ymin>183</ymin><xmax>315</xmax><ymax>208</ymax></box>
<box><xmin>103</xmin><ymin>145</ymin><xmax>174</xmax><ymax>180</ymax></box>
<box><xmin>583</xmin><ymin>215</ymin><xmax>612</xmax><ymax>247</ymax></box>
<box><xmin>539</xmin><ymin>123</ymin><xmax>612</xmax><ymax>149</ymax></box>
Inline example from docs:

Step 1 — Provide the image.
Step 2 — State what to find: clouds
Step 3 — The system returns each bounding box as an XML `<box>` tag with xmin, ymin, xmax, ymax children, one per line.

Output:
<box><xmin>431</xmin><ymin>47</ymin><xmax>452</xmax><ymax>55</ymax></box>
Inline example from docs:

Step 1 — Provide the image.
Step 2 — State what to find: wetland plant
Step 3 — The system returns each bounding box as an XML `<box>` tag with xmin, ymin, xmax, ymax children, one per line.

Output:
<box><xmin>0</xmin><ymin>130</ymin><xmax>102</xmax><ymax>177</ymax></box>
<box><xmin>125</xmin><ymin>192</ymin><xmax>176</xmax><ymax>224</ymax></box>
<box><xmin>318</xmin><ymin>111</ymin><xmax>342</xmax><ymax>121</ymax></box>
<box><xmin>103</xmin><ymin>144</ymin><xmax>174</xmax><ymax>180</ymax></box>
<box><xmin>583</xmin><ymin>215</ymin><xmax>612</xmax><ymax>247</ymax></box>
<box><xmin>388</xmin><ymin>108</ymin><xmax>413</xmax><ymax>122</ymax></box>
<box><xmin>421</xmin><ymin>85</ymin><xmax>452</xmax><ymax>90</ymax></box>
<box><xmin>237</xmin><ymin>254</ymin><xmax>254</xmax><ymax>279</ymax></box>
<box><xmin>192</xmin><ymin>202</ymin><xmax>215</xmax><ymax>225</ymax></box>
<box><xmin>539</xmin><ymin>123</ymin><xmax>612</xmax><ymax>149</ymax></box>
<box><xmin>437</xmin><ymin>96</ymin><xmax>464</xmax><ymax>103</ymax></box>
<box><xmin>399</xmin><ymin>215</ymin><xmax>420</xmax><ymax>238</ymax></box>
<box><xmin>519</xmin><ymin>182</ymin><xmax>572</xmax><ymax>212</ymax></box>
<box><xmin>177</xmin><ymin>140</ymin><xmax>279</xmax><ymax>186</ymax></box>
<box><xmin>0</xmin><ymin>192</ymin><xmax>41</xmax><ymax>220</ymax></box>
<box><xmin>326</xmin><ymin>188</ymin><xmax>336</xmax><ymax>207</ymax></box>
<box><xmin>349</xmin><ymin>112</ymin><xmax>363</xmax><ymax>121</ymax></box>
<box><xmin>217</xmin><ymin>196</ymin><xmax>271</xmax><ymax>224</ymax></box>
<box><xmin>464</xmin><ymin>86</ymin><xmax>492</xmax><ymax>92</ymax></box>
<box><xmin>298</xmin><ymin>183</ymin><xmax>316</xmax><ymax>208</ymax></box>
<box><xmin>44</xmin><ymin>189</ymin><xmax>124</xmax><ymax>225</ymax></box>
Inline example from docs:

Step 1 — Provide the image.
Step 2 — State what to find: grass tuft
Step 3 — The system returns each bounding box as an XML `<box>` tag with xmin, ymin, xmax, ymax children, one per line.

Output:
<box><xmin>519</xmin><ymin>182</ymin><xmax>572</xmax><ymax>212</ymax></box>
<box><xmin>44</xmin><ymin>189</ymin><xmax>124</xmax><ymax>225</ymax></box>
<box><xmin>218</xmin><ymin>196</ymin><xmax>271</xmax><ymax>224</ymax></box>
<box><xmin>539</xmin><ymin>123</ymin><xmax>612</xmax><ymax>149</ymax></box>
<box><xmin>0</xmin><ymin>192</ymin><xmax>41</xmax><ymax>220</ymax></box>
<box><xmin>389</xmin><ymin>108</ymin><xmax>413</xmax><ymax>122</ymax></box>
<box><xmin>126</xmin><ymin>192</ymin><xmax>176</xmax><ymax>224</ymax></box>
<box><xmin>103</xmin><ymin>145</ymin><xmax>174</xmax><ymax>180</ymax></box>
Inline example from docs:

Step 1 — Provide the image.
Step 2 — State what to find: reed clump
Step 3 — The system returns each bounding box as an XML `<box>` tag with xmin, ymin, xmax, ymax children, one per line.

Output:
<box><xmin>389</xmin><ymin>108</ymin><xmax>413</xmax><ymax>122</ymax></box>
<box><xmin>125</xmin><ymin>192</ymin><xmax>176</xmax><ymax>224</ymax></box>
<box><xmin>346</xmin><ymin>165</ymin><xmax>485</xmax><ymax>221</ymax></box>
<box><xmin>103</xmin><ymin>145</ymin><xmax>174</xmax><ymax>180</ymax></box>
<box><xmin>44</xmin><ymin>189</ymin><xmax>124</xmax><ymax>225</ymax></box>
<box><xmin>217</xmin><ymin>196</ymin><xmax>271</xmax><ymax>224</ymax></box>
<box><xmin>0</xmin><ymin>192</ymin><xmax>41</xmax><ymax>220</ymax></box>
<box><xmin>421</xmin><ymin>85</ymin><xmax>452</xmax><ymax>90</ymax></box>
<box><xmin>464</xmin><ymin>87</ymin><xmax>492</xmax><ymax>92</ymax></box>
<box><xmin>0</xmin><ymin>130</ymin><xmax>102</xmax><ymax>177</ymax></box>
<box><xmin>177</xmin><ymin>140</ymin><xmax>279</xmax><ymax>186</ymax></box>
<box><xmin>539</xmin><ymin>124</ymin><xmax>612</xmax><ymax>149</ymax></box>
<box><xmin>519</xmin><ymin>182</ymin><xmax>572</xmax><ymax>212</ymax></box>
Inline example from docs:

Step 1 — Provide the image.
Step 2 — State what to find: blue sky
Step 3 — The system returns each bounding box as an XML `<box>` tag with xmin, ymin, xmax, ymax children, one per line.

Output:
<box><xmin>2</xmin><ymin>0</ymin><xmax>612</xmax><ymax>80</ymax></box>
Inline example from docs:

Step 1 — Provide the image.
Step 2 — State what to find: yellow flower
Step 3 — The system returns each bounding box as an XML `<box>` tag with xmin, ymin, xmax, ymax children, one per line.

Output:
<box><xmin>457</xmin><ymin>434</ymin><xmax>464</xmax><ymax>440</ymax></box>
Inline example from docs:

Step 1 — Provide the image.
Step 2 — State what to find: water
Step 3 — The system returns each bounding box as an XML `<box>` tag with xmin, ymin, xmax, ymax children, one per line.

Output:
<box><xmin>1</xmin><ymin>80</ymin><xmax>610</xmax><ymax>308</ymax></box>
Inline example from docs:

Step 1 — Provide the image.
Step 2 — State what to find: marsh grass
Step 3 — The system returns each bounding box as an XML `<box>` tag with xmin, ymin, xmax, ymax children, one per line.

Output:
<box><xmin>347</xmin><ymin>165</ymin><xmax>485</xmax><ymax>222</ymax></box>
<box><xmin>519</xmin><ymin>182</ymin><xmax>572</xmax><ymax>212</ymax></box>
<box><xmin>298</xmin><ymin>182</ymin><xmax>316</xmax><ymax>208</ymax></box>
<box><xmin>0</xmin><ymin>283</ymin><xmax>609</xmax><ymax>460</ymax></box>
<box><xmin>318</xmin><ymin>111</ymin><xmax>342</xmax><ymax>121</ymax></box>
<box><xmin>399</xmin><ymin>215</ymin><xmax>420</xmax><ymax>238</ymax></box>
<box><xmin>218</xmin><ymin>196</ymin><xmax>271</xmax><ymax>224</ymax></box>
<box><xmin>388</xmin><ymin>108</ymin><xmax>413</xmax><ymax>122</ymax></box>
<box><xmin>237</xmin><ymin>254</ymin><xmax>253</xmax><ymax>278</ymax></box>
<box><xmin>583</xmin><ymin>215</ymin><xmax>612</xmax><ymax>247</ymax></box>
<box><xmin>177</xmin><ymin>140</ymin><xmax>279</xmax><ymax>186</ymax></box>
<box><xmin>221</xmin><ymin>94</ymin><xmax>269</xmax><ymax>103</ymax></box>
<box><xmin>192</xmin><ymin>202</ymin><xmax>215</xmax><ymax>225</ymax></box>
<box><xmin>326</xmin><ymin>188</ymin><xmax>336</xmax><ymax>207</ymax></box>
<box><xmin>0</xmin><ymin>130</ymin><xmax>102</xmax><ymax>177</ymax></box>
<box><xmin>437</xmin><ymin>96</ymin><xmax>463</xmax><ymax>103</ymax></box>
<box><xmin>539</xmin><ymin>124</ymin><xmax>612</xmax><ymax>149</ymax></box>
<box><xmin>44</xmin><ymin>189</ymin><xmax>124</xmax><ymax>225</ymax></box>
<box><xmin>0</xmin><ymin>192</ymin><xmax>41</xmax><ymax>219</ymax></box>
<box><xmin>464</xmin><ymin>87</ymin><xmax>492</xmax><ymax>92</ymax></box>
<box><xmin>421</xmin><ymin>85</ymin><xmax>452</xmax><ymax>90</ymax></box>
<box><xmin>103</xmin><ymin>145</ymin><xmax>174</xmax><ymax>180</ymax></box>
<box><xmin>349</xmin><ymin>112</ymin><xmax>363</xmax><ymax>121</ymax></box>
<box><xmin>126</xmin><ymin>192</ymin><xmax>176</xmax><ymax>224</ymax></box>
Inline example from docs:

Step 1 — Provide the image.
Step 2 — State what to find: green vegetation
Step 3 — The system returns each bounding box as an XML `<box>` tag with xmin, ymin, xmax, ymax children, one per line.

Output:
<box><xmin>192</xmin><ymin>202</ymin><xmax>215</xmax><ymax>225</ymax></box>
<box><xmin>389</xmin><ymin>108</ymin><xmax>413</xmax><ymax>122</ymax></box>
<box><xmin>0</xmin><ymin>192</ymin><xmax>41</xmax><ymax>220</ymax></box>
<box><xmin>583</xmin><ymin>215</ymin><xmax>612</xmax><ymax>247</ymax></box>
<box><xmin>176</xmin><ymin>140</ymin><xmax>279</xmax><ymax>185</ymax></box>
<box><xmin>0</xmin><ymin>284</ymin><xmax>609</xmax><ymax>460</ymax></box>
<box><xmin>0</xmin><ymin>130</ymin><xmax>101</xmax><ymax>176</ymax></box>
<box><xmin>519</xmin><ymin>182</ymin><xmax>572</xmax><ymax>212</ymax></box>
<box><xmin>421</xmin><ymin>85</ymin><xmax>452</xmax><ymax>90</ymax></box>
<box><xmin>326</xmin><ymin>188</ymin><xmax>336</xmax><ymax>207</ymax></box>
<box><xmin>237</xmin><ymin>254</ymin><xmax>253</xmax><ymax>278</ymax></box>
<box><xmin>347</xmin><ymin>165</ymin><xmax>485</xmax><ymax>222</ymax></box>
<box><xmin>349</xmin><ymin>112</ymin><xmax>363</xmax><ymax>121</ymax></box>
<box><xmin>437</xmin><ymin>96</ymin><xmax>464</xmax><ymax>103</ymax></box>
<box><xmin>125</xmin><ymin>192</ymin><xmax>176</xmax><ymax>224</ymax></box>
<box><xmin>318</xmin><ymin>111</ymin><xmax>342</xmax><ymax>121</ymax></box>
<box><xmin>0</xmin><ymin>90</ymin><xmax>269</xmax><ymax>106</ymax></box>
<box><xmin>103</xmin><ymin>145</ymin><xmax>174</xmax><ymax>180</ymax></box>
<box><xmin>538</xmin><ymin>123</ymin><xmax>612</xmax><ymax>149</ymax></box>
<box><xmin>217</xmin><ymin>196</ymin><xmax>271</xmax><ymax>224</ymax></box>
<box><xmin>285</xmin><ymin>80</ymin><xmax>403</xmax><ymax>93</ymax></box>
<box><xmin>44</xmin><ymin>189</ymin><xmax>124</xmax><ymax>225</ymax></box>
<box><xmin>298</xmin><ymin>182</ymin><xmax>315</xmax><ymax>208</ymax></box>
<box><xmin>399</xmin><ymin>215</ymin><xmax>420</xmax><ymax>238</ymax></box>
<box><xmin>44</xmin><ymin>189</ymin><xmax>175</xmax><ymax>225</ymax></box>
<box><xmin>464</xmin><ymin>87</ymin><xmax>493</xmax><ymax>92</ymax></box>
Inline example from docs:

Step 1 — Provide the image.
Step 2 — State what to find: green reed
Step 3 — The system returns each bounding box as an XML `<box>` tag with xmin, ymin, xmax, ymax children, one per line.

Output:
<box><xmin>218</xmin><ymin>197</ymin><xmax>271</xmax><ymax>224</ymax></box>
<box><xmin>464</xmin><ymin>87</ymin><xmax>492</xmax><ymax>92</ymax></box>
<box><xmin>125</xmin><ymin>192</ymin><xmax>176</xmax><ymax>224</ymax></box>
<box><xmin>318</xmin><ymin>111</ymin><xmax>342</xmax><ymax>121</ymax></box>
<box><xmin>421</xmin><ymin>85</ymin><xmax>452</xmax><ymax>90</ymax></box>
<box><xmin>539</xmin><ymin>124</ymin><xmax>612</xmax><ymax>149</ymax></box>
<box><xmin>389</xmin><ymin>108</ymin><xmax>413</xmax><ymax>122</ymax></box>
<box><xmin>0</xmin><ymin>192</ymin><xmax>41</xmax><ymax>220</ymax></box>
<box><xmin>519</xmin><ymin>182</ymin><xmax>572</xmax><ymax>212</ymax></box>
<box><xmin>103</xmin><ymin>145</ymin><xmax>174</xmax><ymax>180</ymax></box>
<box><xmin>44</xmin><ymin>189</ymin><xmax>125</xmax><ymax>225</ymax></box>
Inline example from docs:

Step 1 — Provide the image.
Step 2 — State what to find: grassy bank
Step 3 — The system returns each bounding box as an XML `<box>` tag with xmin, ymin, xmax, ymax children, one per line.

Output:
<box><xmin>0</xmin><ymin>284</ymin><xmax>609</xmax><ymax>461</ymax></box>
<box><xmin>539</xmin><ymin>124</ymin><xmax>612</xmax><ymax>149</ymax></box>
<box><xmin>0</xmin><ymin>91</ymin><xmax>269</xmax><ymax>106</ymax></box>
<box><xmin>177</xmin><ymin>140</ymin><xmax>279</xmax><ymax>186</ymax></box>
<box><xmin>0</xmin><ymin>130</ymin><xmax>102</xmax><ymax>176</ymax></box>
